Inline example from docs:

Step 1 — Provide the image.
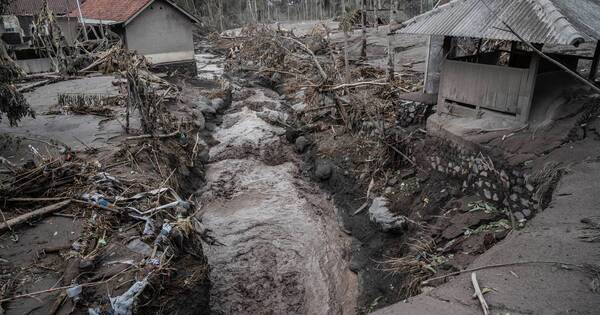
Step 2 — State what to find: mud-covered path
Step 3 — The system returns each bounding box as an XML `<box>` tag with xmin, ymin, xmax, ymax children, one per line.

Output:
<box><xmin>197</xmin><ymin>86</ymin><xmax>358</xmax><ymax>314</ymax></box>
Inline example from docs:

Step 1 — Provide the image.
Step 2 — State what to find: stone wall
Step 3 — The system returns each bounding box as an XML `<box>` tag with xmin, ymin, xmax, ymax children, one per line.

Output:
<box><xmin>395</xmin><ymin>100</ymin><xmax>432</xmax><ymax>127</ymax></box>
<box><xmin>417</xmin><ymin>137</ymin><xmax>539</xmax><ymax>221</ymax></box>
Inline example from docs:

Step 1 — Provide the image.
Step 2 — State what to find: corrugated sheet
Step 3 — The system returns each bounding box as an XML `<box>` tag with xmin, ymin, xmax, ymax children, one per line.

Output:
<box><xmin>552</xmin><ymin>0</ymin><xmax>600</xmax><ymax>40</ymax></box>
<box><xmin>7</xmin><ymin>0</ymin><xmax>81</xmax><ymax>16</ymax></box>
<box><xmin>396</xmin><ymin>0</ymin><xmax>600</xmax><ymax>45</ymax></box>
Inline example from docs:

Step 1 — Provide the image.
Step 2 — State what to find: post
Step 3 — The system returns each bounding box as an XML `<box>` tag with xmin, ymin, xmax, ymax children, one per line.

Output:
<box><xmin>360</xmin><ymin>0</ymin><xmax>367</xmax><ymax>60</ymax></box>
<box><xmin>589</xmin><ymin>40</ymin><xmax>600</xmax><ymax>81</ymax></box>
<box><xmin>423</xmin><ymin>35</ymin><xmax>445</xmax><ymax>94</ymax></box>
<box><xmin>387</xmin><ymin>0</ymin><xmax>398</xmax><ymax>82</ymax></box>
<box><xmin>442</xmin><ymin>36</ymin><xmax>455</xmax><ymax>58</ymax></box>
<box><xmin>519</xmin><ymin>53</ymin><xmax>540</xmax><ymax>123</ymax></box>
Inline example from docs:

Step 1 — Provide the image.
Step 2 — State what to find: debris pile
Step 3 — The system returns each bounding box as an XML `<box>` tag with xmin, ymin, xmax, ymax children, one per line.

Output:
<box><xmin>31</xmin><ymin>1</ymin><xmax>71</xmax><ymax>73</ymax></box>
<box><xmin>395</xmin><ymin>100</ymin><xmax>431</xmax><ymax>127</ymax></box>
<box><xmin>0</xmin><ymin>141</ymin><xmax>210</xmax><ymax>313</ymax></box>
<box><xmin>57</xmin><ymin>93</ymin><xmax>123</xmax><ymax>117</ymax></box>
<box><xmin>0</xmin><ymin>41</ymin><xmax>217</xmax><ymax>313</ymax></box>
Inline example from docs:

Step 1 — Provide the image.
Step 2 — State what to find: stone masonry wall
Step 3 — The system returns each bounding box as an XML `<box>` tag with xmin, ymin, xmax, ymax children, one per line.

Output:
<box><xmin>417</xmin><ymin>137</ymin><xmax>539</xmax><ymax>221</ymax></box>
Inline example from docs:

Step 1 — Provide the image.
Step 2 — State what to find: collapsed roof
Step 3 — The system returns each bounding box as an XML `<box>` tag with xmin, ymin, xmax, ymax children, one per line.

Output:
<box><xmin>394</xmin><ymin>0</ymin><xmax>600</xmax><ymax>46</ymax></box>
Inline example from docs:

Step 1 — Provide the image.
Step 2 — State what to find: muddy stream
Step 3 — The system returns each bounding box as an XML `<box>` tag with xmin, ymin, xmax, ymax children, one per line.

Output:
<box><xmin>195</xmin><ymin>49</ymin><xmax>359</xmax><ymax>314</ymax></box>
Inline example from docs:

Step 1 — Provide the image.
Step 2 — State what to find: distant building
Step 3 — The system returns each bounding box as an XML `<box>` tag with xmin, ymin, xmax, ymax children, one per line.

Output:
<box><xmin>1</xmin><ymin>0</ymin><xmax>81</xmax><ymax>46</ymax></box>
<box><xmin>394</xmin><ymin>0</ymin><xmax>600</xmax><ymax>124</ymax></box>
<box><xmin>1</xmin><ymin>0</ymin><xmax>82</xmax><ymax>73</ymax></box>
<box><xmin>74</xmin><ymin>0</ymin><xmax>199</xmax><ymax>67</ymax></box>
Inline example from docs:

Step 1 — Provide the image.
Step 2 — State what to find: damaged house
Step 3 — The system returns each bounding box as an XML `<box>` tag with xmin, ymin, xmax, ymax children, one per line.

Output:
<box><xmin>1</xmin><ymin>0</ymin><xmax>81</xmax><ymax>73</ymax></box>
<box><xmin>73</xmin><ymin>0</ymin><xmax>199</xmax><ymax>69</ymax></box>
<box><xmin>393</xmin><ymin>0</ymin><xmax>600</xmax><ymax>129</ymax></box>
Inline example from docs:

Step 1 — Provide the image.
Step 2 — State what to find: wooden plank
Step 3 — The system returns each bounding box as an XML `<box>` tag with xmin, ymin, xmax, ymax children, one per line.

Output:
<box><xmin>518</xmin><ymin>54</ymin><xmax>540</xmax><ymax>123</ymax></box>
<box><xmin>589</xmin><ymin>41</ymin><xmax>600</xmax><ymax>80</ymax></box>
<box><xmin>438</xmin><ymin>60</ymin><xmax>530</xmax><ymax>117</ymax></box>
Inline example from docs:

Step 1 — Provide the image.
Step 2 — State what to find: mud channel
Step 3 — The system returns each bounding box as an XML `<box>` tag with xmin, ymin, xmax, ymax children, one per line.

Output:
<box><xmin>193</xmin><ymin>40</ymin><xmax>412</xmax><ymax>314</ymax></box>
<box><xmin>197</xmin><ymin>88</ymin><xmax>357</xmax><ymax>314</ymax></box>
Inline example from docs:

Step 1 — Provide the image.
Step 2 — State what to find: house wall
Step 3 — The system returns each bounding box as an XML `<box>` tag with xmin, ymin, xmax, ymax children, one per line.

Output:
<box><xmin>56</xmin><ymin>16</ymin><xmax>81</xmax><ymax>44</ymax></box>
<box><xmin>437</xmin><ymin>57</ymin><xmax>539</xmax><ymax>122</ymax></box>
<box><xmin>15</xmin><ymin>57</ymin><xmax>54</xmax><ymax>73</ymax></box>
<box><xmin>17</xmin><ymin>16</ymin><xmax>33</xmax><ymax>37</ymax></box>
<box><xmin>124</xmin><ymin>0</ymin><xmax>194</xmax><ymax>65</ymax></box>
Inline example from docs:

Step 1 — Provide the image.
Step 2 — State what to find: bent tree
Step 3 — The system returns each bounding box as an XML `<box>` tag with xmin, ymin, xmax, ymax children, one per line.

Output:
<box><xmin>0</xmin><ymin>0</ymin><xmax>35</xmax><ymax>126</ymax></box>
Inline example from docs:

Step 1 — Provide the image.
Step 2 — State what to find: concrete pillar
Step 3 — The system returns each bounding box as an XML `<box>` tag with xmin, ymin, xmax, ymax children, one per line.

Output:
<box><xmin>423</xmin><ymin>35</ymin><xmax>444</xmax><ymax>94</ymax></box>
<box><xmin>422</xmin><ymin>0</ymin><xmax>451</xmax><ymax>95</ymax></box>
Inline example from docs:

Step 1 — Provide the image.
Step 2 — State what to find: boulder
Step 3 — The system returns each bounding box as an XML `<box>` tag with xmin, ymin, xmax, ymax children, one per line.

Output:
<box><xmin>205</xmin><ymin>122</ymin><xmax>217</xmax><ymax>132</ymax></box>
<box><xmin>198</xmin><ymin>148</ymin><xmax>210</xmax><ymax>163</ymax></box>
<box><xmin>368</xmin><ymin>197</ymin><xmax>409</xmax><ymax>233</ymax></box>
<box><xmin>192</xmin><ymin>109</ymin><xmax>206</xmax><ymax>130</ymax></box>
<box><xmin>195</xmin><ymin>96</ymin><xmax>216</xmax><ymax>114</ymax></box>
<box><xmin>315</xmin><ymin>160</ymin><xmax>333</xmax><ymax>180</ymax></box>
<box><xmin>292</xmin><ymin>102</ymin><xmax>308</xmax><ymax>113</ymax></box>
<box><xmin>295</xmin><ymin>136</ymin><xmax>309</xmax><ymax>153</ymax></box>
<box><xmin>211</xmin><ymin>98</ymin><xmax>225</xmax><ymax>112</ymax></box>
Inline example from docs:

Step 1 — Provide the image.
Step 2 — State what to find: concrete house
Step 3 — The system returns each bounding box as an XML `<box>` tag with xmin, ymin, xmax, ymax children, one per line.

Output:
<box><xmin>75</xmin><ymin>0</ymin><xmax>199</xmax><ymax>67</ymax></box>
<box><xmin>393</xmin><ymin>0</ymin><xmax>600</xmax><ymax>126</ymax></box>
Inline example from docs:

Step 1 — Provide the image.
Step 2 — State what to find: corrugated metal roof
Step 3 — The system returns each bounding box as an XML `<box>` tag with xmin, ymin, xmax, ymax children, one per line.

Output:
<box><xmin>395</xmin><ymin>0</ymin><xmax>600</xmax><ymax>45</ymax></box>
<box><xmin>7</xmin><ymin>0</ymin><xmax>82</xmax><ymax>16</ymax></box>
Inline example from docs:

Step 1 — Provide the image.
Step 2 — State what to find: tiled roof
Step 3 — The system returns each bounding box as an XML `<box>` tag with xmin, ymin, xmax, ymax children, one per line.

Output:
<box><xmin>72</xmin><ymin>0</ymin><xmax>199</xmax><ymax>24</ymax></box>
<box><xmin>74</xmin><ymin>0</ymin><xmax>151</xmax><ymax>23</ymax></box>
<box><xmin>394</xmin><ymin>0</ymin><xmax>600</xmax><ymax>45</ymax></box>
<box><xmin>6</xmin><ymin>0</ymin><xmax>81</xmax><ymax>16</ymax></box>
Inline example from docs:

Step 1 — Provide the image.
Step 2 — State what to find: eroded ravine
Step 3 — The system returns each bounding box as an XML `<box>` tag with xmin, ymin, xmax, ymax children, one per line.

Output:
<box><xmin>197</xmin><ymin>85</ymin><xmax>358</xmax><ymax>314</ymax></box>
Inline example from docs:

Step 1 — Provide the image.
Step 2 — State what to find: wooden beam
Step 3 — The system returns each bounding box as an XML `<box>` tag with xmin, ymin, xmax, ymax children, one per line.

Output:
<box><xmin>589</xmin><ymin>40</ymin><xmax>600</xmax><ymax>80</ymax></box>
<box><xmin>519</xmin><ymin>53</ymin><xmax>540</xmax><ymax>123</ymax></box>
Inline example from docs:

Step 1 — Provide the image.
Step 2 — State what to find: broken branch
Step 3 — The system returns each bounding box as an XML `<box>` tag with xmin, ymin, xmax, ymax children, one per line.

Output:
<box><xmin>125</xmin><ymin>131</ymin><xmax>180</xmax><ymax>141</ymax></box>
<box><xmin>422</xmin><ymin>260</ymin><xmax>587</xmax><ymax>285</ymax></box>
<box><xmin>0</xmin><ymin>200</ymin><xmax>72</xmax><ymax>233</ymax></box>
<box><xmin>471</xmin><ymin>272</ymin><xmax>489</xmax><ymax>315</ymax></box>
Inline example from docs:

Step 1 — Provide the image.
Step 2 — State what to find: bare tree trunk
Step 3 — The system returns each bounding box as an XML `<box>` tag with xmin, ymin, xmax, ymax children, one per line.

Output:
<box><xmin>206</xmin><ymin>0</ymin><xmax>214</xmax><ymax>27</ymax></box>
<box><xmin>342</xmin><ymin>0</ymin><xmax>351</xmax><ymax>83</ymax></box>
<box><xmin>375</xmin><ymin>0</ymin><xmax>380</xmax><ymax>32</ymax></box>
<box><xmin>219</xmin><ymin>1</ymin><xmax>224</xmax><ymax>31</ymax></box>
<box><xmin>387</xmin><ymin>0</ymin><xmax>398</xmax><ymax>82</ymax></box>
<box><xmin>360</xmin><ymin>0</ymin><xmax>367</xmax><ymax>60</ymax></box>
<box><xmin>0</xmin><ymin>39</ymin><xmax>11</xmax><ymax>62</ymax></box>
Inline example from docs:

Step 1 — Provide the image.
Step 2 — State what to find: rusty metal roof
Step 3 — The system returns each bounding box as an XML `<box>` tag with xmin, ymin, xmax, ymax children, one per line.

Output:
<box><xmin>394</xmin><ymin>0</ymin><xmax>600</xmax><ymax>45</ymax></box>
<box><xmin>72</xmin><ymin>0</ymin><xmax>199</xmax><ymax>24</ymax></box>
<box><xmin>6</xmin><ymin>0</ymin><xmax>81</xmax><ymax>16</ymax></box>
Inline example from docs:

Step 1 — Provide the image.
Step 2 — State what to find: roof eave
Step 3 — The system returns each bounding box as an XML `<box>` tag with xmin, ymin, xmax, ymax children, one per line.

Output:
<box><xmin>393</xmin><ymin>0</ymin><xmax>591</xmax><ymax>46</ymax></box>
<box><xmin>122</xmin><ymin>0</ymin><xmax>200</xmax><ymax>27</ymax></box>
